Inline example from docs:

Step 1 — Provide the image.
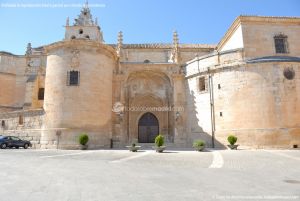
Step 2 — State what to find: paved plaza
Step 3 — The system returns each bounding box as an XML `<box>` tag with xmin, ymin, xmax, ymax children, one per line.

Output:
<box><xmin>0</xmin><ymin>148</ymin><xmax>299</xmax><ymax>201</ymax></box>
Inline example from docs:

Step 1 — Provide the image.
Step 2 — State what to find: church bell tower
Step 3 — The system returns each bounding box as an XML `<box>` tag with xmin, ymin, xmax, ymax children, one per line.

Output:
<box><xmin>64</xmin><ymin>1</ymin><xmax>104</xmax><ymax>42</ymax></box>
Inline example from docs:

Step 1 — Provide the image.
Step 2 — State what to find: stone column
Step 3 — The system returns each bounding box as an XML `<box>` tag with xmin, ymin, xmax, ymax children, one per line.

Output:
<box><xmin>112</xmin><ymin>73</ymin><xmax>127</xmax><ymax>147</ymax></box>
<box><xmin>172</xmin><ymin>72</ymin><xmax>187</xmax><ymax>147</ymax></box>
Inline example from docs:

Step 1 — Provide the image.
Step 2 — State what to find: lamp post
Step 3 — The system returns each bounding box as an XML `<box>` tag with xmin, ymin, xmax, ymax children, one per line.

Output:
<box><xmin>175</xmin><ymin>111</ymin><xmax>180</xmax><ymax>121</ymax></box>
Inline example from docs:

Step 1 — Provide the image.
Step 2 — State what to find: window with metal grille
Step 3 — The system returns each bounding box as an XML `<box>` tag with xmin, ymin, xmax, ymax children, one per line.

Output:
<box><xmin>38</xmin><ymin>88</ymin><xmax>44</xmax><ymax>100</ymax></box>
<box><xmin>67</xmin><ymin>71</ymin><xmax>80</xmax><ymax>86</ymax></box>
<box><xmin>274</xmin><ymin>34</ymin><xmax>288</xmax><ymax>54</ymax></box>
<box><xmin>198</xmin><ymin>77</ymin><xmax>206</xmax><ymax>92</ymax></box>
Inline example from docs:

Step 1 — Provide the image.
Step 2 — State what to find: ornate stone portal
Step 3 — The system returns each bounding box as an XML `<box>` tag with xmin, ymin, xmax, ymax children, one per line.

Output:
<box><xmin>124</xmin><ymin>71</ymin><xmax>174</xmax><ymax>143</ymax></box>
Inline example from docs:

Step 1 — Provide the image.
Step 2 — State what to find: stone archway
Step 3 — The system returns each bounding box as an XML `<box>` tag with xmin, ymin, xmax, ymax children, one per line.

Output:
<box><xmin>125</xmin><ymin>70</ymin><xmax>174</xmax><ymax>143</ymax></box>
<box><xmin>138</xmin><ymin>112</ymin><xmax>159</xmax><ymax>143</ymax></box>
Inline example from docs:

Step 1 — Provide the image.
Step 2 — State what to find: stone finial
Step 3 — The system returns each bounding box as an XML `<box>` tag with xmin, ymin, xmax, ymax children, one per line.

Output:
<box><xmin>66</xmin><ymin>17</ymin><xmax>69</xmax><ymax>26</ymax></box>
<box><xmin>25</xmin><ymin>43</ymin><xmax>32</xmax><ymax>56</ymax></box>
<box><xmin>117</xmin><ymin>31</ymin><xmax>123</xmax><ymax>56</ymax></box>
<box><xmin>95</xmin><ymin>17</ymin><xmax>98</xmax><ymax>25</ymax></box>
<box><xmin>170</xmin><ymin>31</ymin><xmax>181</xmax><ymax>63</ymax></box>
<box><xmin>84</xmin><ymin>0</ymin><xmax>89</xmax><ymax>8</ymax></box>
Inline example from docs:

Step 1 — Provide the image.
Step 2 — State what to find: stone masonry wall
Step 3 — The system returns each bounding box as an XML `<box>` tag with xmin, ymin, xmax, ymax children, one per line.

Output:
<box><xmin>0</xmin><ymin>109</ymin><xmax>44</xmax><ymax>148</ymax></box>
<box><xmin>186</xmin><ymin>60</ymin><xmax>300</xmax><ymax>148</ymax></box>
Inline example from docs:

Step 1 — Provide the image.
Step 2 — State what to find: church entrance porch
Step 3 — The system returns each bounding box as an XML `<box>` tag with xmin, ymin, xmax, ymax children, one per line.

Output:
<box><xmin>113</xmin><ymin>70</ymin><xmax>177</xmax><ymax>146</ymax></box>
<box><xmin>138</xmin><ymin>112</ymin><xmax>159</xmax><ymax>143</ymax></box>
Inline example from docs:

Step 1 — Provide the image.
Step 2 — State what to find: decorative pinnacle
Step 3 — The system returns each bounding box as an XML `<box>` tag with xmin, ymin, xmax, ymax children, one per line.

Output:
<box><xmin>117</xmin><ymin>31</ymin><xmax>123</xmax><ymax>56</ymax></box>
<box><xmin>25</xmin><ymin>43</ymin><xmax>32</xmax><ymax>56</ymax></box>
<box><xmin>173</xmin><ymin>30</ymin><xmax>179</xmax><ymax>45</ymax></box>
<box><xmin>66</xmin><ymin>17</ymin><xmax>69</xmax><ymax>26</ymax></box>
<box><xmin>170</xmin><ymin>31</ymin><xmax>181</xmax><ymax>63</ymax></box>
<box><xmin>74</xmin><ymin>0</ymin><xmax>94</xmax><ymax>26</ymax></box>
<box><xmin>84</xmin><ymin>0</ymin><xmax>89</xmax><ymax>8</ymax></box>
<box><xmin>118</xmin><ymin>31</ymin><xmax>123</xmax><ymax>45</ymax></box>
<box><xmin>95</xmin><ymin>17</ymin><xmax>98</xmax><ymax>25</ymax></box>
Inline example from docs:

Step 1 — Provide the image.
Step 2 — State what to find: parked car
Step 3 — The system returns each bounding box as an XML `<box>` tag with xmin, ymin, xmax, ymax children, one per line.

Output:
<box><xmin>0</xmin><ymin>136</ymin><xmax>32</xmax><ymax>149</ymax></box>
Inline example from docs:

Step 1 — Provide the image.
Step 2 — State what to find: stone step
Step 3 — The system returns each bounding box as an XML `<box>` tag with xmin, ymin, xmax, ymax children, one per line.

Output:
<box><xmin>133</xmin><ymin>143</ymin><xmax>177</xmax><ymax>149</ymax></box>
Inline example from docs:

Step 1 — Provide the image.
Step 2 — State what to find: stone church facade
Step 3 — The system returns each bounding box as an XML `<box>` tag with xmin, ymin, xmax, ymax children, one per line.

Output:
<box><xmin>0</xmin><ymin>4</ymin><xmax>299</xmax><ymax>149</ymax></box>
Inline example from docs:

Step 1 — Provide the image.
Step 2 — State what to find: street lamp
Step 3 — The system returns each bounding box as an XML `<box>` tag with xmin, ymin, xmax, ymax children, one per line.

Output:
<box><xmin>175</xmin><ymin>111</ymin><xmax>180</xmax><ymax>121</ymax></box>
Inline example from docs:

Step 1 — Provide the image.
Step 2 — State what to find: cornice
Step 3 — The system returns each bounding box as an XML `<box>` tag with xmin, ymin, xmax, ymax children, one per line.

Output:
<box><xmin>44</xmin><ymin>39</ymin><xmax>117</xmax><ymax>60</ymax></box>
<box><xmin>108</xmin><ymin>43</ymin><xmax>216</xmax><ymax>49</ymax></box>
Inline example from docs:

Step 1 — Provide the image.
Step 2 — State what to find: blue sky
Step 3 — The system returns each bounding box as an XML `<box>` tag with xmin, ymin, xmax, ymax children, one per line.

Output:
<box><xmin>0</xmin><ymin>0</ymin><xmax>299</xmax><ymax>55</ymax></box>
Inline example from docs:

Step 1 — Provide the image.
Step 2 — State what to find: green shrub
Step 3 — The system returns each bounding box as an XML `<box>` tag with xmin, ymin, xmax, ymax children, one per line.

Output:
<box><xmin>79</xmin><ymin>133</ymin><xmax>89</xmax><ymax>145</ymax></box>
<box><xmin>193</xmin><ymin>140</ymin><xmax>205</xmax><ymax>148</ymax></box>
<box><xmin>155</xmin><ymin>134</ymin><xmax>165</xmax><ymax>147</ymax></box>
<box><xmin>227</xmin><ymin>135</ymin><xmax>237</xmax><ymax>145</ymax></box>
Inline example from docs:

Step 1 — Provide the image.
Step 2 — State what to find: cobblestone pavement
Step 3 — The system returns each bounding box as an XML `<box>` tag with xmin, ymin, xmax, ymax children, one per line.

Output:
<box><xmin>0</xmin><ymin>148</ymin><xmax>299</xmax><ymax>201</ymax></box>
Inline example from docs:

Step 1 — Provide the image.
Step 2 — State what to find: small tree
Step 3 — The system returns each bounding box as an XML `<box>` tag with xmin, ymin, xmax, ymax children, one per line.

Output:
<box><xmin>79</xmin><ymin>133</ymin><xmax>89</xmax><ymax>146</ymax></box>
<box><xmin>155</xmin><ymin>134</ymin><xmax>164</xmax><ymax>147</ymax></box>
<box><xmin>227</xmin><ymin>135</ymin><xmax>237</xmax><ymax>145</ymax></box>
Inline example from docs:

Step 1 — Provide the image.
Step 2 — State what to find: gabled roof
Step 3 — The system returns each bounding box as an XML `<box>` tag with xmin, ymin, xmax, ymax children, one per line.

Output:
<box><xmin>217</xmin><ymin>15</ymin><xmax>300</xmax><ymax>51</ymax></box>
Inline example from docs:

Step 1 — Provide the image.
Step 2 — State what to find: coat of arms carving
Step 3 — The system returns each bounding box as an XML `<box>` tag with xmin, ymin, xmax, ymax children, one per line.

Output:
<box><xmin>70</xmin><ymin>49</ymin><xmax>80</xmax><ymax>68</ymax></box>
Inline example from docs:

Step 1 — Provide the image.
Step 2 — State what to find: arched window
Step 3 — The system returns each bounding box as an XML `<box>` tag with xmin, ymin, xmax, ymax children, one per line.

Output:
<box><xmin>71</xmin><ymin>36</ymin><xmax>76</xmax><ymax>39</ymax></box>
<box><xmin>144</xmin><ymin>59</ymin><xmax>150</xmax><ymax>63</ymax></box>
<box><xmin>1</xmin><ymin>120</ymin><xmax>5</xmax><ymax>128</ymax></box>
<box><xmin>38</xmin><ymin>88</ymin><xmax>44</xmax><ymax>100</ymax></box>
<box><xmin>67</xmin><ymin>70</ymin><xmax>80</xmax><ymax>86</ymax></box>
<box><xmin>85</xmin><ymin>35</ymin><xmax>90</xmax><ymax>39</ymax></box>
<box><xmin>274</xmin><ymin>34</ymin><xmax>288</xmax><ymax>54</ymax></box>
<box><xmin>79</xmin><ymin>29</ymin><xmax>83</xmax><ymax>34</ymax></box>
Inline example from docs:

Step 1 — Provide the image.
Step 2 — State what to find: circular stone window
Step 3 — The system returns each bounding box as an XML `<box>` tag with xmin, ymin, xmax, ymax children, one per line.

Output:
<box><xmin>283</xmin><ymin>67</ymin><xmax>295</xmax><ymax>80</ymax></box>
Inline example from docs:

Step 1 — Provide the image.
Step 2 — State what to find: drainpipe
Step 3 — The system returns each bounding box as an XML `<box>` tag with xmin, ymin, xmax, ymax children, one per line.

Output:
<box><xmin>208</xmin><ymin>67</ymin><xmax>216</xmax><ymax>148</ymax></box>
<box><xmin>127</xmin><ymin>86</ymin><xmax>130</xmax><ymax>143</ymax></box>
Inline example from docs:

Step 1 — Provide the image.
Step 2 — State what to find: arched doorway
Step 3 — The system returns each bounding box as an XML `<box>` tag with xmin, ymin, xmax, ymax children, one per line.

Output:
<box><xmin>138</xmin><ymin>112</ymin><xmax>159</xmax><ymax>143</ymax></box>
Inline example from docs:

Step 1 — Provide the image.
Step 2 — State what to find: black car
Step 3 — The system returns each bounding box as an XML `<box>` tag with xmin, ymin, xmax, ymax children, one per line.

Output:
<box><xmin>0</xmin><ymin>136</ymin><xmax>32</xmax><ymax>149</ymax></box>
